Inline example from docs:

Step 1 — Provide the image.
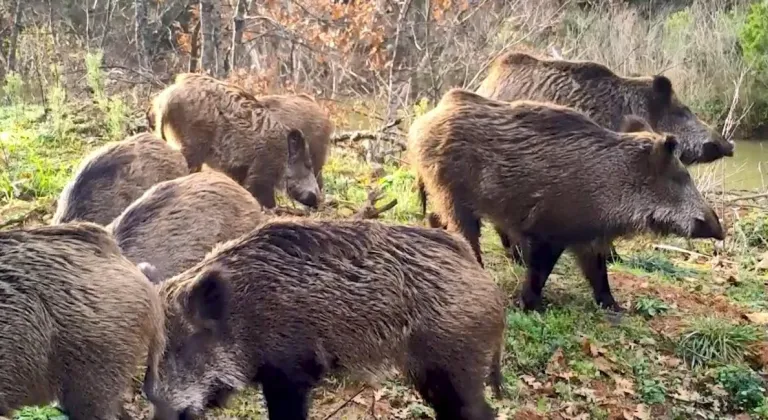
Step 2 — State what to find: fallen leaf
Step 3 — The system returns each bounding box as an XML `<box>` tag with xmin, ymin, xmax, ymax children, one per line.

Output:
<box><xmin>613</xmin><ymin>376</ymin><xmax>636</xmax><ymax>396</ymax></box>
<box><xmin>546</xmin><ymin>347</ymin><xmax>567</xmax><ymax>375</ymax></box>
<box><xmin>574</xmin><ymin>387</ymin><xmax>599</xmax><ymax>403</ymax></box>
<box><xmin>672</xmin><ymin>388</ymin><xmax>701</xmax><ymax>402</ymax></box>
<box><xmin>743</xmin><ymin>312</ymin><xmax>768</xmax><ymax>325</ymax></box>
<box><xmin>593</xmin><ymin>356</ymin><xmax>614</xmax><ymax>375</ymax></box>
<box><xmin>633</xmin><ymin>403</ymin><xmax>651</xmax><ymax>420</ymax></box>
<box><xmin>521</xmin><ymin>375</ymin><xmax>542</xmax><ymax>390</ymax></box>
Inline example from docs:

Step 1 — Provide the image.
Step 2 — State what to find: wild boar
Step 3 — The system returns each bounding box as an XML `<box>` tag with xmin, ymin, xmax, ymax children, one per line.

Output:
<box><xmin>471</xmin><ymin>52</ymin><xmax>734</xmax><ymax>264</ymax></box>
<box><xmin>409</xmin><ymin>89</ymin><xmax>724</xmax><ymax>312</ymax></box>
<box><xmin>143</xmin><ymin>218</ymin><xmax>506</xmax><ymax>420</ymax></box>
<box><xmin>52</xmin><ymin>133</ymin><xmax>189</xmax><ymax>226</ymax></box>
<box><xmin>258</xmin><ymin>94</ymin><xmax>334</xmax><ymax>191</ymax></box>
<box><xmin>107</xmin><ymin>171</ymin><xmax>264</xmax><ymax>282</ymax></box>
<box><xmin>150</xmin><ymin>73</ymin><xmax>320</xmax><ymax>209</ymax></box>
<box><xmin>0</xmin><ymin>222</ymin><xmax>165</xmax><ymax>419</ymax></box>
<box><xmin>476</xmin><ymin>51</ymin><xmax>734</xmax><ymax>164</ymax></box>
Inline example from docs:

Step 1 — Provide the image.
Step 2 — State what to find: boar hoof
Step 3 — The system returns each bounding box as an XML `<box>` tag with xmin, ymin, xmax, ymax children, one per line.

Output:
<box><xmin>520</xmin><ymin>293</ymin><xmax>545</xmax><ymax>312</ymax></box>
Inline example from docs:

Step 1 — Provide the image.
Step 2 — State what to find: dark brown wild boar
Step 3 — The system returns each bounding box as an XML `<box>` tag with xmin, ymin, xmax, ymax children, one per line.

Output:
<box><xmin>0</xmin><ymin>222</ymin><xmax>165</xmax><ymax>419</ymax></box>
<box><xmin>409</xmin><ymin>89</ymin><xmax>724</xmax><ymax>312</ymax></box>
<box><xmin>476</xmin><ymin>51</ymin><xmax>734</xmax><ymax>164</ymax></box>
<box><xmin>143</xmin><ymin>218</ymin><xmax>506</xmax><ymax>420</ymax></box>
<box><xmin>107</xmin><ymin>171</ymin><xmax>264</xmax><ymax>282</ymax></box>
<box><xmin>258</xmin><ymin>94</ymin><xmax>334</xmax><ymax>191</ymax></box>
<box><xmin>52</xmin><ymin>133</ymin><xmax>189</xmax><ymax>226</ymax></box>
<box><xmin>150</xmin><ymin>73</ymin><xmax>320</xmax><ymax>209</ymax></box>
<box><xmin>466</xmin><ymin>52</ymin><xmax>734</xmax><ymax>264</ymax></box>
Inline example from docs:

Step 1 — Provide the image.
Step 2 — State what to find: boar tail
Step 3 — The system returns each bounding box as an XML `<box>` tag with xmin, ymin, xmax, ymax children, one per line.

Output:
<box><xmin>417</xmin><ymin>177</ymin><xmax>428</xmax><ymax>217</ymax></box>
<box><xmin>489</xmin><ymin>344</ymin><xmax>504</xmax><ymax>399</ymax></box>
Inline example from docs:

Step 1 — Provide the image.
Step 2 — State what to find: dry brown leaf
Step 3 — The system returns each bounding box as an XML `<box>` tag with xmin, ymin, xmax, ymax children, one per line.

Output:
<box><xmin>672</xmin><ymin>388</ymin><xmax>701</xmax><ymax>402</ymax></box>
<box><xmin>743</xmin><ymin>312</ymin><xmax>768</xmax><ymax>325</ymax></box>
<box><xmin>546</xmin><ymin>347</ymin><xmax>567</xmax><ymax>375</ymax></box>
<box><xmin>613</xmin><ymin>376</ymin><xmax>636</xmax><ymax>396</ymax></box>
<box><xmin>593</xmin><ymin>356</ymin><xmax>614</xmax><ymax>375</ymax></box>
<box><xmin>521</xmin><ymin>375</ymin><xmax>542</xmax><ymax>390</ymax></box>
<box><xmin>574</xmin><ymin>387</ymin><xmax>599</xmax><ymax>403</ymax></box>
<box><xmin>633</xmin><ymin>403</ymin><xmax>651</xmax><ymax>420</ymax></box>
<box><xmin>755</xmin><ymin>252</ymin><xmax>768</xmax><ymax>270</ymax></box>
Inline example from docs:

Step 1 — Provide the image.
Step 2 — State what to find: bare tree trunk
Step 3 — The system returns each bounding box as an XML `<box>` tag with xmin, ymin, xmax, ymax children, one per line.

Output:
<box><xmin>200</xmin><ymin>0</ymin><xmax>222</xmax><ymax>76</ymax></box>
<box><xmin>134</xmin><ymin>0</ymin><xmax>149</xmax><ymax>68</ymax></box>
<box><xmin>7</xmin><ymin>0</ymin><xmax>24</xmax><ymax>72</ymax></box>
<box><xmin>100</xmin><ymin>0</ymin><xmax>115</xmax><ymax>50</ymax></box>
<box><xmin>212</xmin><ymin>0</ymin><xmax>222</xmax><ymax>77</ymax></box>
<box><xmin>229</xmin><ymin>0</ymin><xmax>248</xmax><ymax>74</ymax></box>
<box><xmin>189</xmin><ymin>20</ymin><xmax>201</xmax><ymax>72</ymax></box>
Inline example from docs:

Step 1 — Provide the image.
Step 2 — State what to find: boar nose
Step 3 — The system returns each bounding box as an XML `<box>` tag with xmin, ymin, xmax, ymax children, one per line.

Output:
<box><xmin>298</xmin><ymin>191</ymin><xmax>319</xmax><ymax>208</ymax></box>
<box><xmin>691</xmin><ymin>208</ymin><xmax>725</xmax><ymax>240</ymax></box>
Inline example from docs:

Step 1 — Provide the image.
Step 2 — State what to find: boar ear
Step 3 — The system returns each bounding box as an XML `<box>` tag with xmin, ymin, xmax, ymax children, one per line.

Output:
<box><xmin>650</xmin><ymin>134</ymin><xmax>678</xmax><ymax>168</ymax></box>
<box><xmin>619</xmin><ymin>115</ymin><xmax>653</xmax><ymax>133</ymax></box>
<box><xmin>652</xmin><ymin>75</ymin><xmax>673</xmax><ymax>105</ymax></box>
<box><xmin>187</xmin><ymin>266</ymin><xmax>231</xmax><ymax>332</ymax></box>
<box><xmin>286</xmin><ymin>129</ymin><xmax>307</xmax><ymax>158</ymax></box>
<box><xmin>137</xmin><ymin>262</ymin><xmax>162</xmax><ymax>284</ymax></box>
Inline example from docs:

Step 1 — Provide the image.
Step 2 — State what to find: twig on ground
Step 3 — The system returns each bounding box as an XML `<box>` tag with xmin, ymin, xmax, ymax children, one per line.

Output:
<box><xmin>322</xmin><ymin>385</ymin><xmax>368</xmax><ymax>420</ymax></box>
<box><xmin>726</xmin><ymin>192</ymin><xmax>768</xmax><ymax>203</ymax></box>
<box><xmin>653</xmin><ymin>244</ymin><xmax>710</xmax><ymax>259</ymax></box>
<box><xmin>331</xmin><ymin>118</ymin><xmax>406</xmax><ymax>150</ymax></box>
<box><xmin>353</xmin><ymin>188</ymin><xmax>398</xmax><ymax>220</ymax></box>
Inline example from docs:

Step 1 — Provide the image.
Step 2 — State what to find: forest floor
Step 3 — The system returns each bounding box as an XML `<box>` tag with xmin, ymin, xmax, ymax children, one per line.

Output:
<box><xmin>2</xmin><ymin>103</ymin><xmax>767</xmax><ymax>420</ymax></box>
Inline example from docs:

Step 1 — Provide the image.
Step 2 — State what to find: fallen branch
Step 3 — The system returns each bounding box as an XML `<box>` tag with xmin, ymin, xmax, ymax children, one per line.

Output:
<box><xmin>331</xmin><ymin>118</ymin><xmax>406</xmax><ymax>149</ymax></box>
<box><xmin>353</xmin><ymin>188</ymin><xmax>398</xmax><ymax>220</ymax></box>
<box><xmin>726</xmin><ymin>192</ymin><xmax>768</xmax><ymax>203</ymax></box>
<box><xmin>652</xmin><ymin>244</ymin><xmax>710</xmax><ymax>259</ymax></box>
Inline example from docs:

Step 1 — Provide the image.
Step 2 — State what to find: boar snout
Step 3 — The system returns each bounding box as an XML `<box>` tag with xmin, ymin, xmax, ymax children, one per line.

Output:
<box><xmin>691</xmin><ymin>207</ymin><xmax>725</xmax><ymax>240</ymax></box>
<box><xmin>297</xmin><ymin>190</ymin><xmax>319</xmax><ymax>208</ymax></box>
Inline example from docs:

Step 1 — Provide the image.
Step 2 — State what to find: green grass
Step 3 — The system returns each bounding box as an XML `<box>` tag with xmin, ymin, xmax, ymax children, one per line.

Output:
<box><xmin>3</xmin><ymin>100</ymin><xmax>768</xmax><ymax>420</ymax></box>
<box><xmin>676</xmin><ymin>317</ymin><xmax>763</xmax><ymax>369</ymax></box>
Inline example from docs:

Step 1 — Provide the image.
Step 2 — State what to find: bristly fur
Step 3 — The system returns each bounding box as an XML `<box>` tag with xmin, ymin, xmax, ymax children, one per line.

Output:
<box><xmin>0</xmin><ymin>222</ymin><xmax>165</xmax><ymax>418</ymax></box>
<box><xmin>146</xmin><ymin>218</ymin><xmax>506</xmax><ymax>420</ymax></box>
<box><xmin>409</xmin><ymin>88</ymin><xmax>723</xmax><ymax>311</ymax></box>
<box><xmin>149</xmin><ymin>73</ymin><xmax>319</xmax><ymax>209</ymax></box>
<box><xmin>107</xmin><ymin>171</ymin><xmax>264</xmax><ymax>283</ymax></box>
<box><xmin>476</xmin><ymin>51</ymin><xmax>733</xmax><ymax>166</ymax></box>
<box><xmin>51</xmin><ymin>132</ymin><xmax>189</xmax><ymax>226</ymax></box>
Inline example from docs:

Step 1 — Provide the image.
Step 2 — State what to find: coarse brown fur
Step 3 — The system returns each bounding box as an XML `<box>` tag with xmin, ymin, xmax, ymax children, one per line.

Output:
<box><xmin>257</xmin><ymin>94</ymin><xmax>334</xmax><ymax>191</ymax></box>
<box><xmin>144</xmin><ymin>218</ymin><xmax>506</xmax><ymax>420</ymax></box>
<box><xmin>0</xmin><ymin>222</ymin><xmax>165</xmax><ymax>419</ymax></box>
<box><xmin>51</xmin><ymin>133</ymin><xmax>189</xmax><ymax>226</ymax></box>
<box><xmin>107</xmin><ymin>171</ymin><xmax>264</xmax><ymax>283</ymax></box>
<box><xmin>150</xmin><ymin>73</ymin><xmax>319</xmax><ymax>209</ymax></box>
<box><xmin>476</xmin><ymin>51</ymin><xmax>734</xmax><ymax>165</ymax></box>
<box><xmin>431</xmin><ymin>51</ymin><xmax>732</xmax><ymax>266</ymax></box>
<box><xmin>409</xmin><ymin>89</ymin><xmax>724</xmax><ymax>312</ymax></box>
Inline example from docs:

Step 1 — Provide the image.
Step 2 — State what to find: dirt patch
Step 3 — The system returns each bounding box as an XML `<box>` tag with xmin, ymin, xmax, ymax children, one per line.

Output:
<box><xmin>609</xmin><ymin>271</ymin><xmax>748</xmax><ymax>335</ymax></box>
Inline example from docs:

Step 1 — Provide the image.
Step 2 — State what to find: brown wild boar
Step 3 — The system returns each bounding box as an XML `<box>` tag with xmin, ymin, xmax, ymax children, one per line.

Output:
<box><xmin>143</xmin><ymin>219</ymin><xmax>506</xmax><ymax>420</ymax></box>
<box><xmin>150</xmin><ymin>73</ymin><xmax>320</xmax><ymax>209</ymax></box>
<box><xmin>476</xmin><ymin>51</ymin><xmax>734</xmax><ymax>164</ymax></box>
<box><xmin>108</xmin><ymin>171</ymin><xmax>264</xmax><ymax>282</ymax></box>
<box><xmin>52</xmin><ymin>133</ymin><xmax>189</xmax><ymax>226</ymax></box>
<box><xmin>409</xmin><ymin>89</ymin><xmax>724</xmax><ymax>312</ymax></box>
<box><xmin>258</xmin><ymin>94</ymin><xmax>334</xmax><ymax>191</ymax></box>
<box><xmin>0</xmin><ymin>222</ymin><xmax>165</xmax><ymax>419</ymax></box>
<box><xmin>422</xmin><ymin>52</ymin><xmax>733</xmax><ymax>265</ymax></box>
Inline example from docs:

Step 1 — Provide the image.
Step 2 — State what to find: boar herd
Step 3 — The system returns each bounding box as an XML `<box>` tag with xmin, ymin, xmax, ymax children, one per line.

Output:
<box><xmin>0</xmin><ymin>51</ymin><xmax>732</xmax><ymax>420</ymax></box>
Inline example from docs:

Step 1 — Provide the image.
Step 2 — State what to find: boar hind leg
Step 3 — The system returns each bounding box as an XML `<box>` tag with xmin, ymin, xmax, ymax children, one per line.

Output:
<box><xmin>572</xmin><ymin>244</ymin><xmax>622</xmax><ymax>312</ymax></box>
<box><xmin>245</xmin><ymin>182</ymin><xmax>277</xmax><ymax>209</ymax></box>
<box><xmin>520</xmin><ymin>239</ymin><xmax>565</xmax><ymax>312</ymax></box>
<box><xmin>445</xmin><ymin>204</ymin><xmax>483</xmax><ymax>267</ymax></box>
